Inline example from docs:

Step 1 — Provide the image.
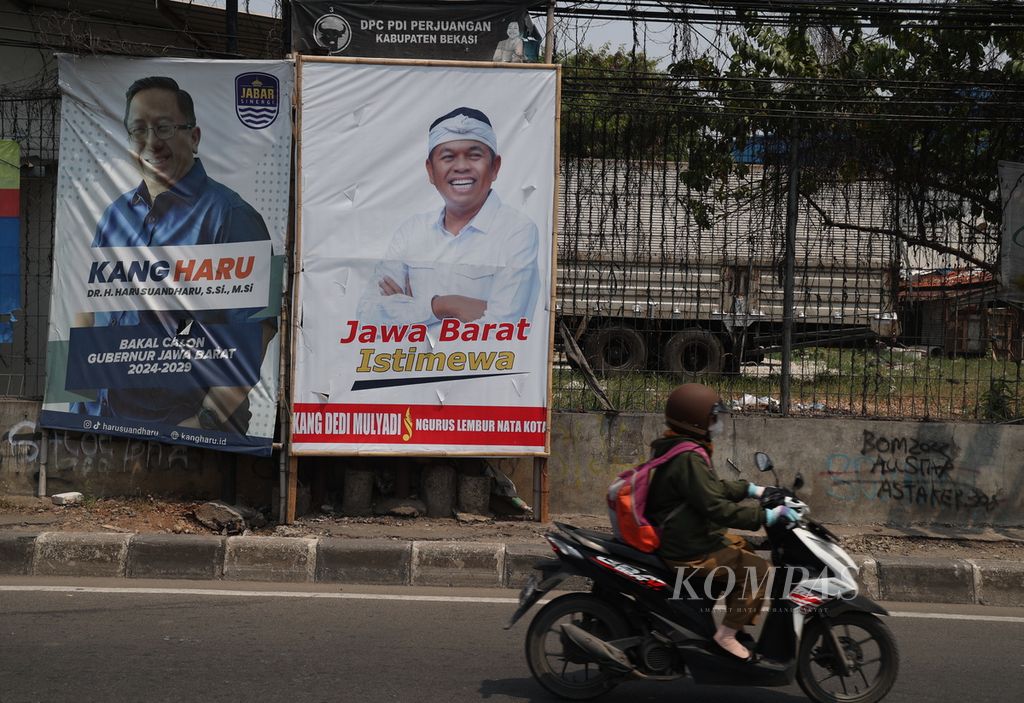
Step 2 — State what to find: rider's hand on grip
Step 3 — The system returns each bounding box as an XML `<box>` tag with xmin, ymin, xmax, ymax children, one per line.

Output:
<box><xmin>765</xmin><ymin>505</ymin><xmax>800</xmax><ymax>527</ymax></box>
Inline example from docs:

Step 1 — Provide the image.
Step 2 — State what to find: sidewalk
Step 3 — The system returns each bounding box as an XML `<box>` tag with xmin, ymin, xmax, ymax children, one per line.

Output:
<box><xmin>2</xmin><ymin>504</ymin><xmax>1022</xmax><ymax>607</ymax></box>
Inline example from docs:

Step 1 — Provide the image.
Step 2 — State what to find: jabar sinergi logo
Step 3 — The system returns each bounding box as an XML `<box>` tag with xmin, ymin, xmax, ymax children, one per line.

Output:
<box><xmin>235</xmin><ymin>72</ymin><xmax>280</xmax><ymax>129</ymax></box>
<box><xmin>313</xmin><ymin>8</ymin><xmax>353</xmax><ymax>55</ymax></box>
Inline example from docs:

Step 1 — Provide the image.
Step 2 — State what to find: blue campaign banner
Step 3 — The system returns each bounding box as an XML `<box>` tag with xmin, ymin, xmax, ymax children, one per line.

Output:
<box><xmin>0</xmin><ymin>218</ymin><xmax>17</xmax><ymax>312</ymax></box>
<box><xmin>38</xmin><ymin>408</ymin><xmax>272</xmax><ymax>456</ymax></box>
<box><xmin>65</xmin><ymin>320</ymin><xmax>264</xmax><ymax>390</ymax></box>
<box><xmin>0</xmin><ymin>218</ymin><xmax>17</xmax><ymax>344</ymax></box>
<box><xmin>42</xmin><ymin>58</ymin><xmax>293</xmax><ymax>457</ymax></box>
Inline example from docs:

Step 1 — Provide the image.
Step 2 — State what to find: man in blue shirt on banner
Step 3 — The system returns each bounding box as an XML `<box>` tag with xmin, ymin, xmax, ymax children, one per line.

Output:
<box><xmin>72</xmin><ymin>76</ymin><xmax>274</xmax><ymax>434</ymax></box>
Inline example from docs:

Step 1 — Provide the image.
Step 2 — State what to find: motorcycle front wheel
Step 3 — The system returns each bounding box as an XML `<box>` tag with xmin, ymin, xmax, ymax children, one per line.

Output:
<box><xmin>797</xmin><ymin>611</ymin><xmax>900</xmax><ymax>703</ymax></box>
<box><xmin>524</xmin><ymin>593</ymin><xmax>631</xmax><ymax>700</ymax></box>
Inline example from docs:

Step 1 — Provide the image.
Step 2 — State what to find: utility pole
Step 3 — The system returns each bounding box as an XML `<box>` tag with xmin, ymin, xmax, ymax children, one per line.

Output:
<box><xmin>544</xmin><ymin>0</ymin><xmax>555</xmax><ymax>63</ymax></box>
<box><xmin>226</xmin><ymin>0</ymin><xmax>238</xmax><ymax>55</ymax></box>
<box><xmin>780</xmin><ymin>134</ymin><xmax>799</xmax><ymax>416</ymax></box>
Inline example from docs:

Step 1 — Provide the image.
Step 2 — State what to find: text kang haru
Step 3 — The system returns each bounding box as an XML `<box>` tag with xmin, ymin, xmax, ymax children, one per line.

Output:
<box><xmin>87</xmin><ymin>255</ymin><xmax>256</xmax><ymax>285</ymax></box>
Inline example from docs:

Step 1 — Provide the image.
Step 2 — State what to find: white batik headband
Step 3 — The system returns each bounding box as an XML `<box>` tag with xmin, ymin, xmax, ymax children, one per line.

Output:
<box><xmin>428</xmin><ymin>112</ymin><xmax>498</xmax><ymax>156</ymax></box>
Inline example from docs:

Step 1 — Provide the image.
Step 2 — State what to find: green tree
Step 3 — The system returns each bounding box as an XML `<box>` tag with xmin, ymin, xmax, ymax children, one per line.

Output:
<box><xmin>668</xmin><ymin>4</ymin><xmax>1024</xmax><ymax>272</ymax></box>
<box><xmin>560</xmin><ymin>45</ymin><xmax>690</xmax><ymax>160</ymax></box>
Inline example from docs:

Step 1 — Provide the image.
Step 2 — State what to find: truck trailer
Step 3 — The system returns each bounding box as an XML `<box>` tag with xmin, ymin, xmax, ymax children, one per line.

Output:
<box><xmin>556</xmin><ymin>159</ymin><xmax>899</xmax><ymax>374</ymax></box>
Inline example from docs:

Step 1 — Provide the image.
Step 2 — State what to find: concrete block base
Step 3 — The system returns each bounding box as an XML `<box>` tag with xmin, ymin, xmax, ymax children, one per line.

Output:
<box><xmin>422</xmin><ymin>465</ymin><xmax>456</xmax><ymax>518</ymax></box>
<box><xmin>341</xmin><ymin>469</ymin><xmax>374</xmax><ymax>517</ymax></box>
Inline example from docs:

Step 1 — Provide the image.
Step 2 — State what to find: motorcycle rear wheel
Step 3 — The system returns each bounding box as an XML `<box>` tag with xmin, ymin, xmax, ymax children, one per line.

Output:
<box><xmin>524</xmin><ymin>593</ymin><xmax>631</xmax><ymax>700</ymax></box>
<box><xmin>797</xmin><ymin>611</ymin><xmax>900</xmax><ymax>703</ymax></box>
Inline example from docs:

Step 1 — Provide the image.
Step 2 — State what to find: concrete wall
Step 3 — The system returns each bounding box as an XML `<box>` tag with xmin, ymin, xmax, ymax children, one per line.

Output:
<box><xmin>1</xmin><ymin>400</ymin><xmax>227</xmax><ymax>499</ymax></box>
<box><xmin>548</xmin><ymin>412</ymin><xmax>1024</xmax><ymax>529</ymax></box>
<box><xmin>4</xmin><ymin>399</ymin><xmax>1022</xmax><ymax>529</ymax></box>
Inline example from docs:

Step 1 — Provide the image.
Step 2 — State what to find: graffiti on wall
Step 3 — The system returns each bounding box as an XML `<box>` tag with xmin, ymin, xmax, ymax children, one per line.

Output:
<box><xmin>822</xmin><ymin>430</ymin><xmax>1002</xmax><ymax>513</ymax></box>
<box><xmin>1</xmin><ymin>419</ymin><xmax>192</xmax><ymax>478</ymax></box>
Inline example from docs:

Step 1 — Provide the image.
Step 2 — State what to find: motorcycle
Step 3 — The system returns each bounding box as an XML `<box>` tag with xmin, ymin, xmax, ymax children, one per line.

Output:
<box><xmin>506</xmin><ymin>451</ymin><xmax>900</xmax><ymax>702</ymax></box>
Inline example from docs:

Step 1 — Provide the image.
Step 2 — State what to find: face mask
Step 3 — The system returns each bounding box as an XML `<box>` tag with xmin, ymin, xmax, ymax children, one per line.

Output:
<box><xmin>708</xmin><ymin>415</ymin><xmax>725</xmax><ymax>439</ymax></box>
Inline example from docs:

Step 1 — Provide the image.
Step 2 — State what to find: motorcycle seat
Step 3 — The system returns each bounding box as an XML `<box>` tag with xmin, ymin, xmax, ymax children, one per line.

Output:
<box><xmin>571</xmin><ymin>527</ymin><xmax>673</xmax><ymax>574</ymax></box>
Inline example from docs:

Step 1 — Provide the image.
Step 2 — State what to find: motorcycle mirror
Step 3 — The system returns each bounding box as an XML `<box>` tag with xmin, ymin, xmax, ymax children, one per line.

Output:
<box><xmin>793</xmin><ymin>473</ymin><xmax>805</xmax><ymax>490</ymax></box>
<box><xmin>754</xmin><ymin>452</ymin><xmax>774</xmax><ymax>472</ymax></box>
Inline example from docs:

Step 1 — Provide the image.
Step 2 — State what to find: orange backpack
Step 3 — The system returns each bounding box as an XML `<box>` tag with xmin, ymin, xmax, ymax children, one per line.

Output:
<box><xmin>607</xmin><ymin>441</ymin><xmax>709</xmax><ymax>552</ymax></box>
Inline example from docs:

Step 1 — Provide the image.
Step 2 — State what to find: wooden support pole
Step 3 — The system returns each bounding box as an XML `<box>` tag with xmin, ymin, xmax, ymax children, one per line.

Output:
<box><xmin>533</xmin><ymin>456</ymin><xmax>549</xmax><ymax>523</ymax></box>
<box><xmin>286</xmin><ymin>454</ymin><xmax>299</xmax><ymax>524</ymax></box>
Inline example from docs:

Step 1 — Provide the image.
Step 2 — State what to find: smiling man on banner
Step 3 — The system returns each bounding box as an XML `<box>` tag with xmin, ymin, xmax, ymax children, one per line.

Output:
<box><xmin>358</xmin><ymin>107</ymin><xmax>540</xmax><ymax>327</ymax></box>
<box><xmin>71</xmin><ymin>76</ymin><xmax>276</xmax><ymax>434</ymax></box>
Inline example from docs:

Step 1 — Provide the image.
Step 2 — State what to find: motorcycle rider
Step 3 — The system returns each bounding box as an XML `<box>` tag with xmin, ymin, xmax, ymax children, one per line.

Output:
<box><xmin>646</xmin><ymin>383</ymin><xmax>799</xmax><ymax>662</ymax></box>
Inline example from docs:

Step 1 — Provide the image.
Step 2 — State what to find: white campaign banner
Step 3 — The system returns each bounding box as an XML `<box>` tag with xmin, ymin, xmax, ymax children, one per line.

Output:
<box><xmin>40</xmin><ymin>56</ymin><xmax>293</xmax><ymax>456</ymax></box>
<box><xmin>293</xmin><ymin>58</ymin><xmax>558</xmax><ymax>455</ymax></box>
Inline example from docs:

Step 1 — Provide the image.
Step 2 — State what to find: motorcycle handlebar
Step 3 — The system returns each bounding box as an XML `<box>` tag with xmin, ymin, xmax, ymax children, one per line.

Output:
<box><xmin>761</xmin><ymin>489</ymin><xmax>810</xmax><ymax>528</ymax></box>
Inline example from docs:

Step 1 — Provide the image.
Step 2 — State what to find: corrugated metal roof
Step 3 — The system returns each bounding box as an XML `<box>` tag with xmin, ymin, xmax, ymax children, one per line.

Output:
<box><xmin>17</xmin><ymin>0</ymin><xmax>283</xmax><ymax>58</ymax></box>
<box><xmin>899</xmin><ymin>268</ymin><xmax>995</xmax><ymax>301</ymax></box>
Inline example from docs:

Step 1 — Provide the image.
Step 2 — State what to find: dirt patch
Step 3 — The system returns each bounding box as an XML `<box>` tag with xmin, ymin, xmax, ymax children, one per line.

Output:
<box><xmin>0</xmin><ymin>495</ymin><xmax>206</xmax><ymax>535</ymax></box>
<box><xmin>1</xmin><ymin>496</ymin><xmax>1021</xmax><ymax>561</ymax></box>
<box><xmin>0</xmin><ymin>495</ymin><xmax>610</xmax><ymax>541</ymax></box>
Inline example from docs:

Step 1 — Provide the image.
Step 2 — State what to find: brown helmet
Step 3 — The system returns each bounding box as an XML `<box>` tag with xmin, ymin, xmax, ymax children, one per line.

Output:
<box><xmin>664</xmin><ymin>383</ymin><xmax>728</xmax><ymax>437</ymax></box>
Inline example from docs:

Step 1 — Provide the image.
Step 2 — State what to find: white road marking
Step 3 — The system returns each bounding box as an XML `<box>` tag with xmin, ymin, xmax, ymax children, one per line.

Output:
<box><xmin>2</xmin><ymin>586</ymin><xmax>1024</xmax><ymax>622</ymax></box>
<box><xmin>0</xmin><ymin>585</ymin><xmax>519</xmax><ymax>604</ymax></box>
<box><xmin>888</xmin><ymin>611</ymin><xmax>1024</xmax><ymax>624</ymax></box>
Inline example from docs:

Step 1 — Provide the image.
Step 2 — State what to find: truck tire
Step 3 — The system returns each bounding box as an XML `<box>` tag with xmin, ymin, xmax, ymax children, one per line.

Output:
<box><xmin>664</xmin><ymin>328</ymin><xmax>724</xmax><ymax>376</ymax></box>
<box><xmin>584</xmin><ymin>326</ymin><xmax>647</xmax><ymax>373</ymax></box>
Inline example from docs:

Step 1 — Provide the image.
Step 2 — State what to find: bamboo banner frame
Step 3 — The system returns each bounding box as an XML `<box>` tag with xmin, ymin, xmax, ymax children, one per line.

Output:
<box><xmin>288</xmin><ymin>56</ymin><xmax>561</xmax><ymax>459</ymax></box>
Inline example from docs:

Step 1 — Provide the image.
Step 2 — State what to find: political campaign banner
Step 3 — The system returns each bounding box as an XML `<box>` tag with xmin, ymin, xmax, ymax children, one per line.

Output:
<box><xmin>999</xmin><ymin>161</ymin><xmax>1024</xmax><ymax>302</ymax></box>
<box><xmin>40</xmin><ymin>56</ymin><xmax>293</xmax><ymax>456</ymax></box>
<box><xmin>290</xmin><ymin>0</ymin><xmax>543</xmax><ymax>62</ymax></box>
<box><xmin>0</xmin><ymin>140</ymin><xmax>19</xmax><ymax>343</ymax></box>
<box><xmin>293</xmin><ymin>58</ymin><xmax>558</xmax><ymax>454</ymax></box>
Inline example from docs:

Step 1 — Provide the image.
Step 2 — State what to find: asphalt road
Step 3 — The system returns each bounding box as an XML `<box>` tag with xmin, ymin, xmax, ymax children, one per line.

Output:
<box><xmin>0</xmin><ymin>578</ymin><xmax>1022</xmax><ymax>703</ymax></box>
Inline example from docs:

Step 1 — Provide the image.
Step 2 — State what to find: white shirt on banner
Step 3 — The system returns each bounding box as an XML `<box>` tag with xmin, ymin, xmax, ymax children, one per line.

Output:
<box><xmin>357</xmin><ymin>190</ymin><xmax>540</xmax><ymax>325</ymax></box>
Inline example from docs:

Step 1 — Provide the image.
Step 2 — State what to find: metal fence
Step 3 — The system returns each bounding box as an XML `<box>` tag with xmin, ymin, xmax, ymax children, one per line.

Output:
<box><xmin>551</xmin><ymin>8</ymin><xmax>1024</xmax><ymax>423</ymax></box>
<box><xmin>3</xmin><ymin>5</ymin><xmax>1023</xmax><ymax>425</ymax></box>
<box><xmin>0</xmin><ymin>87</ymin><xmax>59</xmax><ymax>399</ymax></box>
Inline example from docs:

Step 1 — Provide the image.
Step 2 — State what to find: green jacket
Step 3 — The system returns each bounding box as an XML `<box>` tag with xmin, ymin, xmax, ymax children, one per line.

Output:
<box><xmin>645</xmin><ymin>434</ymin><xmax>766</xmax><ymax>561</ymax></box>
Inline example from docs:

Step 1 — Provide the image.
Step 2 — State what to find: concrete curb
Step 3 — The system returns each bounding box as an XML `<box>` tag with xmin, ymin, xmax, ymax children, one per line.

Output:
<box><xmin>224</xmin><ymin>536</ymin><xmax>317</xmax><ymax>583</ymax></box>
<box><xmin>2</xmin><ymin>531</ymin><xmax>1022</xmax><ymax>607</ymax></box>
<box><xmin>32</xmin><ymin>532</ymin><xmax>130</xmax><ymax>578</ymax></box>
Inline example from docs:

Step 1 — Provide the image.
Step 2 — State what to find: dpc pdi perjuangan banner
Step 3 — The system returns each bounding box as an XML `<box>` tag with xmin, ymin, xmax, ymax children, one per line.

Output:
<box><xmin>40</xmin><ymin>56</ymin><xmax>292</xmax><ymax>456</ymax></box>
<box><xmin>290</xmin><ymin>0</ymin><xmax>543</xmax><ymax>62</ymax></box>
<box><xmin>292</xmin><ymin>58</ymin><xmax>558</xmax><ymax>455</ymax></box>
